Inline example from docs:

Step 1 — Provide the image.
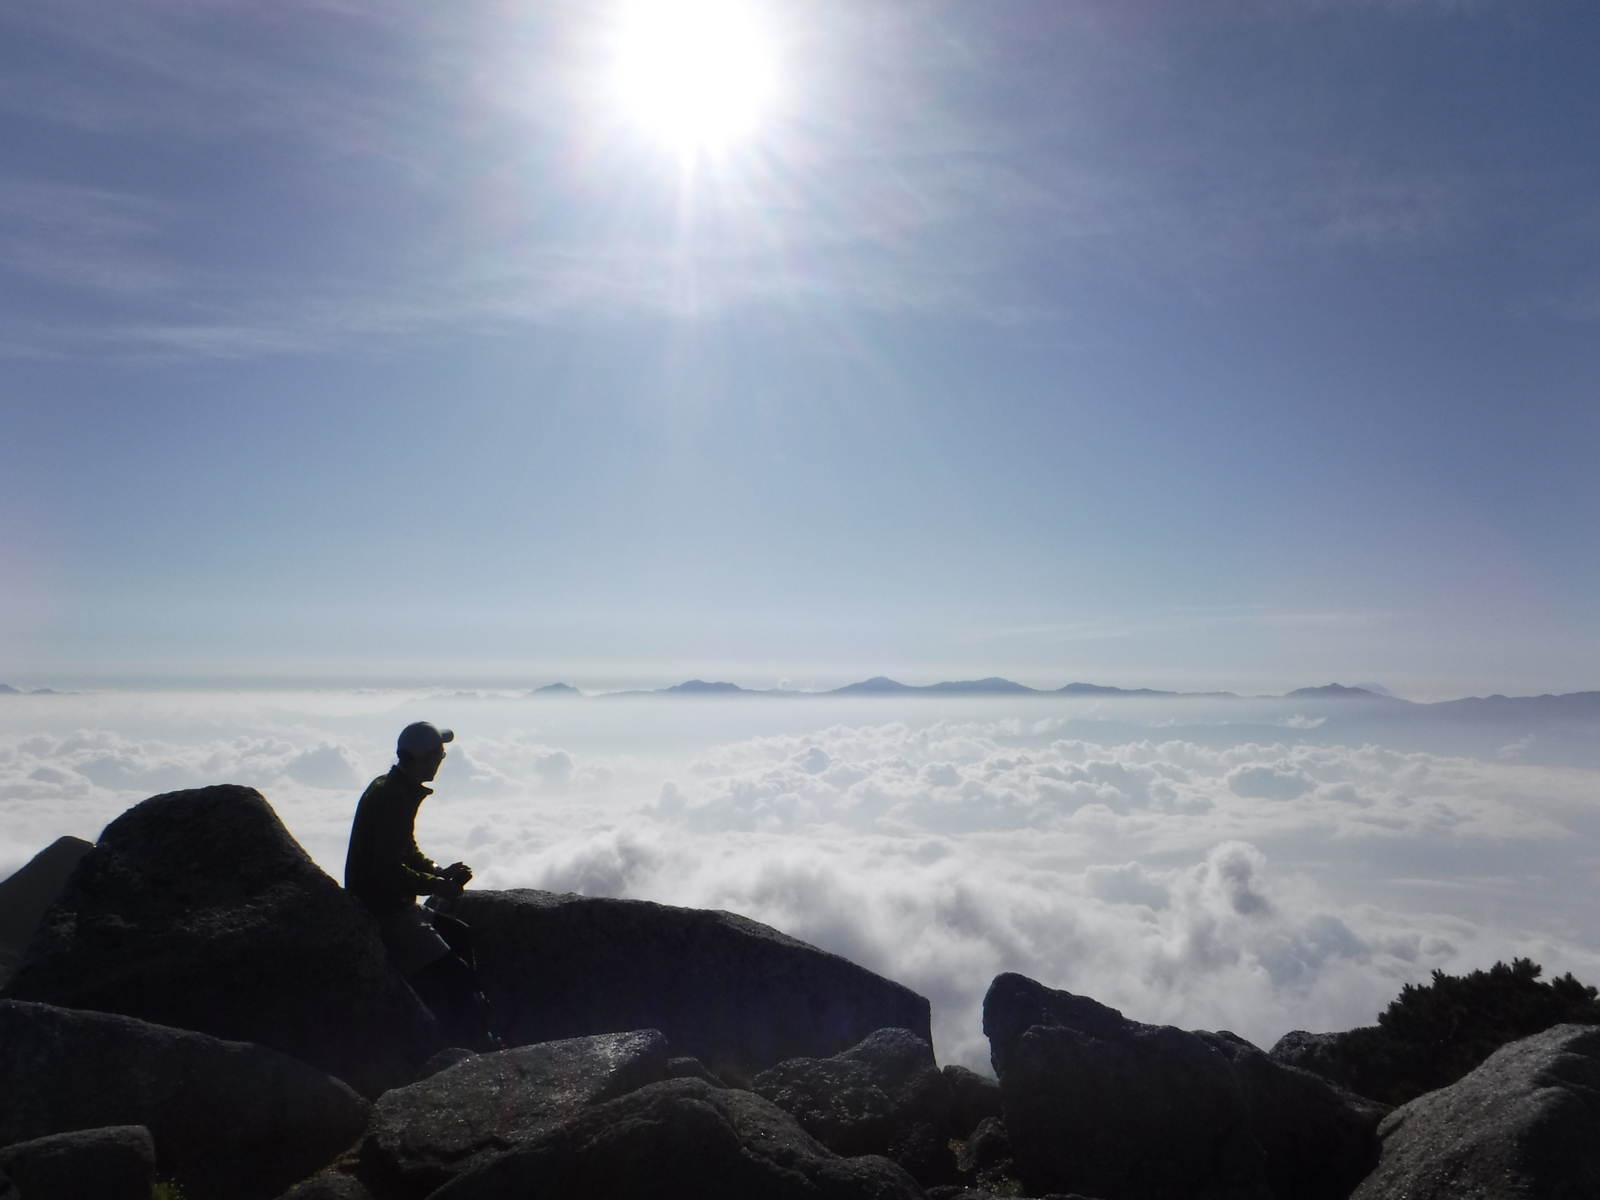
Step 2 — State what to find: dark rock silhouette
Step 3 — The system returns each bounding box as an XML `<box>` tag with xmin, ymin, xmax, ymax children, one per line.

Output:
<box><xmin>1351</xmin><ymin>1023</ymin><xmax>1600</xmax><ymax>1200</ymax></box>
<box><xmin>444</xmin><ymin>888</ymin><xmax>931</xmax><ymax>1083</ymax></box>
<box><xmin>752</xmin><ymin>1027</ymin><xmax>959</xmax><ymax>1186</ymax></box>
<box><xmin>1</xmin><ymin>785</ymin><xmax>439</xmax><ymax>1097</ymax></box>
<box><xmin>277</xmin><ymin>1172</ymin><xmax>378</xmax><ymax>1200</ymax></box>
<box><xmin>426</xmin><ymin>1077</ymin><xmax>925</xmax><ymax>1200</ymax></box>
<box><xmin>943</xmin><ymin>1064</ymin><xmax>1003</xmax><ymax>1139</ymax></box>
<box><xmin>0</xmin><ymin>835</ymin><xmax>93</xmax><ymax>988</ymax></box>
<box><xmin>0</xmin><ymin>1125</ymin><xmax>154</xmax><ymax>1200</ymax></box>
<box><xmin>984</xmin><ymin>972</ymin><xmax>1267</xmax><ymax>1200</ymax></box>
<box><xmin>0</xmin><ymin>1000</ymin><xmax>369</xmax><ymax>1200</ymax></box>
<box><xmin>357</xmin><ymin>1029</ymin><xmax>669</xmax><ymax>1199</ymax></box>
<box><xmin>984</xmin><ymin>973</ymin><xmax>1384</xmax><ymax>1200</ymax></box>
<box><xmin>1199</xmin><ymin>1030</ymin><xmax>1390</xmax><ymax>1200</ymax></box>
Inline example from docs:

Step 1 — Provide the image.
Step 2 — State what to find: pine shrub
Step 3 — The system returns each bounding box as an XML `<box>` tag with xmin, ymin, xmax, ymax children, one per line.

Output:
<box><xmin>1318</xmin><ymin>958</ymin><xmax>1600</xmax><ymax>1105</ymax></box>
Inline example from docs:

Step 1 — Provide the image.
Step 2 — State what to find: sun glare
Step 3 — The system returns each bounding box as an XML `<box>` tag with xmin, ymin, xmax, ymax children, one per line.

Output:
<box><xmin>610</xmin><ymin>0</ymin><xmax>777</xmax><ymax>153</ymax></box>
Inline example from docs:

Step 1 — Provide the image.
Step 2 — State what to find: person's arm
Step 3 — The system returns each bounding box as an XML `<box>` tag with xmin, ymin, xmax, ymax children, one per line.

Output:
<box><xmin>396</xmin><ymin>838</ymin><xmax>453</xmax><ymax>893</ymax></box>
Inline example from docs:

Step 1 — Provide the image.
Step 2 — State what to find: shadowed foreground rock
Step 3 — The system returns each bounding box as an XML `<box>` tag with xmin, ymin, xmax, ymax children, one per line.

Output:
<box><xmin>357</xmin><ymin>1030</ymin><xmax>670</xmax><ymax>1199</ymax></box>
<box><xmin>0</xmin><ymin>1125</ymin><xmax>154</xmax><ymax>1200</ymax></box>
<box><xmin>984</xmin><ymin>973</ymin><xmax>1385</xmax><ymax>1200</ymax></box>
<box><xmin>445</xmin><ymin>888</ymin><xmax>931</xmax><ymax>1083</ymax></box>
<box><xmin>276</xmin><ymin>1172</ymin><xmax>378</xmax><ymax>1200</ymax></box>
<box><xmin>1351</xmin><ymin>1023</ymin><xmax>1600</xmax><ymax>1199</ymax></box>
<box><xmin>753</xmin><ymin>1027</ymin><xmax>959</xmax><ymax>1186</ymax></box>
<box><xmin>427</xmin><ymin>1077</ymin><xmax>926</xmax><ymax>1200</ymax></box>
<box><xmin>0</xmin><ymin>835</ymin><xmax>93</xmax><ymax>988</ymax></box>
<box><xmin>943</xmin><ymin>1064</ymin><xmax>1003</xmax><ymax>1140</ymax></box>
<box><xmin>1</xmin><ymin>785</ymin><xmax>438</xmax><ymax>1097</ymax></box>
<box><xmin>1200</xmin><ymin>1030</ymin><xmax>1390</xmax><ymax>1200</ymax></box>
<box><xmin>0</xmin><ymin>1000</ymin><xmax>370</xmax><ymax>1200</ymax></box>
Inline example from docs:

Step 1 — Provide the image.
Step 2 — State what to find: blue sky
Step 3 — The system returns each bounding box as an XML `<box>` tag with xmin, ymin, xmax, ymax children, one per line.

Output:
<box><xmin>2</xmin><ymin>0</ymin><xmax>1598</xmax><ymax>694</ymax></box>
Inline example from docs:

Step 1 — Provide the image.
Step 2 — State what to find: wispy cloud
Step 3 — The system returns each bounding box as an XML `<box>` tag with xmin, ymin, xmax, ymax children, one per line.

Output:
<box><xmin>0</xmin><ymin>0</ymin><xmax>1557</xmax><ymax>358</ymax></box>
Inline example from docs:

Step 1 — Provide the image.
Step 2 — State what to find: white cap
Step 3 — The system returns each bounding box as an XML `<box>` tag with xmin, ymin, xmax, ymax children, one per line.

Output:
<box><xmin>397</xmin><ymin>721</ymin><xmax>454</xmax><ymax>758</ymax></box>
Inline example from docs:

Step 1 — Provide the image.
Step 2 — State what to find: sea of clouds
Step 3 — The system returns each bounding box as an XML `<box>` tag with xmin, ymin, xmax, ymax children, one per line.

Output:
<box><xmin>3</xmin><ymin>688</ymin><xmax>1598</xmax><ymax>1072</ymax></box>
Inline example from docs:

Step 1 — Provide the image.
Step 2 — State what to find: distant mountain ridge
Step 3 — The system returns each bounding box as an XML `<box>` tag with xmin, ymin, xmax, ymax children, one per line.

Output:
<box><xmin>591</xmin><ymin>676</ymin><xmax>1378</xmax><ymax>700</ymax></box>
<box><xmin>541</xmin><ymin>679</ymin><xmax>1600</xmax><ymax>710</ymax></box>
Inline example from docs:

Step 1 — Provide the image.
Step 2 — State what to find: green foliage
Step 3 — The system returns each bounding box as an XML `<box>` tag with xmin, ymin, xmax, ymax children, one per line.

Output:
<box><xmin>1327</xmin><ymin>958</ymin><xmax>1600</xmax><ymax>1105</ymax></box>
<box><xmin>151</xmin><ymin>1180</ymin><xmax>186</xmax><ymax>1200</ymax></box>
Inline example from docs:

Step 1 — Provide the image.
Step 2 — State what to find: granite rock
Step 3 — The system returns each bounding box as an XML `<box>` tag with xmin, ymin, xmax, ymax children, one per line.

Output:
<box><xmin>0</xmin><ymin>999</ymin><xmax>370</xmax><ymax>1200</ymax></box>
<box><xmin>357</xmin><ymin>1029</ymin><xmax>669</xmax><ymax>1198</ymax></box>
<box><xmin>428</xmin><ymin>1077</ymin><xmax>925</xmax><ymax>1200</ymax></box>
<box><xmin>443</xmin><ymin>888</ymin><xmax>930</xmax><ymax>1084</ymax></box>
<box><xmin>0</xmin><ymin>1125</ymin><xmax>154</xmax><ymax>1200</ymax></box>
<box><xmin>1351</xmin><ymin>1023</ymin><xmax>1600</xmax><ymax>1200</ymax></box>
<box><xmin>1</xmin><ymin>786</ymin><xmax>438</xmax><ymax>1097</ymax></box>
<box><xmin>753</xmin><ymin>1027</ymin><xmax>958</xmax><ymax>1186</ymax></box>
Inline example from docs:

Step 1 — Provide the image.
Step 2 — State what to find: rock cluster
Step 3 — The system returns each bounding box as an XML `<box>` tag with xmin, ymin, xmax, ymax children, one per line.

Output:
<box><xmin>1</xmin><ymin>785</ymin><xmax>1594</xmax><ymax>1200</ymax></box>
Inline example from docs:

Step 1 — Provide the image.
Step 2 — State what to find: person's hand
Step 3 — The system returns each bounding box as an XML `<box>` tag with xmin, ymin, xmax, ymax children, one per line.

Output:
<box><xmin>442</xmin><ymin>861</ymin><xmax>473</xmax><ymax>889</ymax></box>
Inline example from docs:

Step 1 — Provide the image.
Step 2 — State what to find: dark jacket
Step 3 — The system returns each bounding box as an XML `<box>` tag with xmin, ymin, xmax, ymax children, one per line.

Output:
<box><xmin>344</xmin><ymin>768</ymin><xmax>453</xmax><ymax>917</ymax></box>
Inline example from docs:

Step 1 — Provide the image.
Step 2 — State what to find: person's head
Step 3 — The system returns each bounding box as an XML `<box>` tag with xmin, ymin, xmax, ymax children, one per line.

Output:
<box><xmin>395</xmin><ymin>721</ymin><xmax>454</xmax><ymax>783</ymax></box>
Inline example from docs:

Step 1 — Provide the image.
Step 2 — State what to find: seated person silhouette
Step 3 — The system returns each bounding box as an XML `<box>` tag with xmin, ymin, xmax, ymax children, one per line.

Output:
<box><xmin>345</xmin><ymin>721</ymin><xmax>494</xmax><ymax>1051</ymax></box>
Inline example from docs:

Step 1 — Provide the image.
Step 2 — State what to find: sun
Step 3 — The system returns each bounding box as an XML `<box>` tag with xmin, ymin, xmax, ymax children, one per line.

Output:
<box><xmin>609</xmin><ymin>0</ymin><xmax>778</xmax><ymax>154</ymax></box>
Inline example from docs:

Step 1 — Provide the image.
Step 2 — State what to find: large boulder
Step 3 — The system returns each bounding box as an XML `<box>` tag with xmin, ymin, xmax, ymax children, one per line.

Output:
<box><xmin>426</xmin><ymin>1077</ymin><xmax>926</xmax><ymax>1200</ymax></box>
<box><xmin>0</xmin><ymin>1000</ymin><xmax>370</xmax><ymax>1200</ymax></box>
<box><xmin>357</xmin><ymin>1029</ymin><xmax>670</xmax><ymax>1199</ymax></box>
<box><xmin>984</xmin><ymin>972</ymin><xmax>1268</xmax><ymax>1200</ymax></box>
<box><xmin>984</xmin><ymin>973</ymin><xmax>1386</xmax><ymax>1200</ymax></box>
<box><xmin>0</xmin><ymin>836</ymin><xmax>93</xmax><ymax>988</ymax></box>
<box><xmin>1</xmin><ymin>786</ymin><xmax>438</xmax><ymax>1097</ymax></box>
<box><xmin>443</xmin><ymin>889</ymin><xmax>931</xmax><ymax>1084</ymax></box>
<box><xmin>753</xmin><ymin>1027</ymin><xmax>958</xmax><ymax>1186</ymax></box>
<box><xmin>1351</xmin><ymin>1023</ymin><xmax>1600</xmax><ymax>1199</ymax></box>
<box><xmin>0</xmin><ymin>1125</ymin><xmax>155</xmax><ymax>1200</ymax></box>
<box><xmin>1199</xmin><ymin>1030</ymin><xmax>1390</xmax><ymax>1200</ymax></box>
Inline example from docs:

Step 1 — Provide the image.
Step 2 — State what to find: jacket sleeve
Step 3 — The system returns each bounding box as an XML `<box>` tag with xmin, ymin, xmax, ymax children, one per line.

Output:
<box><xmin>398</xmin><ymin>842</ymin><xmax>449</xmax><ymax>893</ymax></box>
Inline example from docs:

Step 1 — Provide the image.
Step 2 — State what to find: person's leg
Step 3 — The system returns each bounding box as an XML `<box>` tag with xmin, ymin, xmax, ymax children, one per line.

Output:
<box><xmin>410</xmin><ymin>951</ymin><xmax>494</xmax><ymax>1050</ymax></box>
<box><xmin>427</xmin><ymin>912</ymin><xmax>474</xmax><ymax>967</ymax></box>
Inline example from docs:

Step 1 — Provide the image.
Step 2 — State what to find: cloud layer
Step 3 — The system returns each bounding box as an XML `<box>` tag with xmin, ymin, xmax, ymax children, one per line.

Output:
<box><xmin>3</xmin><ymin>690</ymin><xmax>1597</xmax><ymax>1071</ymax></box>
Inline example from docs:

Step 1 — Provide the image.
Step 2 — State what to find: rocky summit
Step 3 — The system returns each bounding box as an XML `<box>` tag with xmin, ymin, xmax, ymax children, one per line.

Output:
<box><xmin>0</xmin><ymin>786</ymin><xmax>1593</xmax><ymax>1200</ymax></box>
